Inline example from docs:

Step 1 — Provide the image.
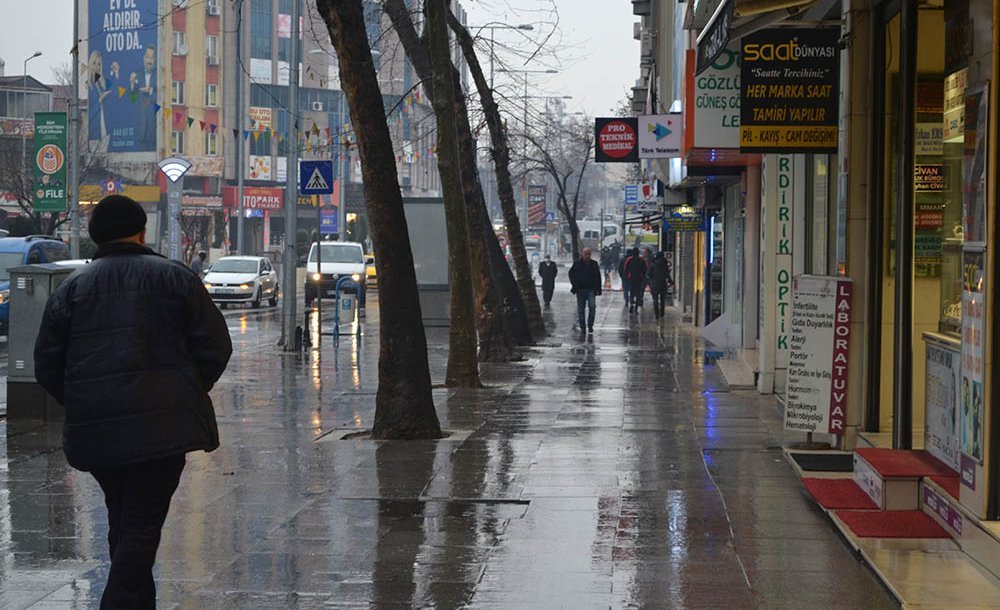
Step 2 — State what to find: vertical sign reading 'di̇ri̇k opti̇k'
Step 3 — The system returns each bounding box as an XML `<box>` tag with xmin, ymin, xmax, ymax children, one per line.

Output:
<box><xmin>740</xmin><ymin>28</ymin><xmax>840</xmax><ymax>153</ymax></box>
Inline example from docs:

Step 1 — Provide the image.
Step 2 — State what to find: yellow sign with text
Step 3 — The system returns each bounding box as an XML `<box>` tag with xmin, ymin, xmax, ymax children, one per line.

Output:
<box><xmin>740</xmin><ymin>125</ymin><xmax>837</xmax><ymax>149</ymax></box>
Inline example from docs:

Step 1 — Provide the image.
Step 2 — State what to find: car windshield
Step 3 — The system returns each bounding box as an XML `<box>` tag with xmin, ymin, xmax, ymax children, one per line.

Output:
<box><xmin>210</xmin><ymin>259</ymin><xmax>258</xmax><ymax>274</ymax></box>
<box><xmin>310</xmin><ymin>244</ymin><xmax>363</xmax><ymax>263</ymax></box>
<box><xmin>0</xmin><ymin>252</ymin><xmax>25</xmax><ymax>282</ymax></box>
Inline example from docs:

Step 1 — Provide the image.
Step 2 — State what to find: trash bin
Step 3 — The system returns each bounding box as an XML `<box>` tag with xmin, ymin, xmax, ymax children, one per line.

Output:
<box><xmin>6</xmin><ymin>264</ymin><xmax>72</xmax><ymax>421</ymax></box>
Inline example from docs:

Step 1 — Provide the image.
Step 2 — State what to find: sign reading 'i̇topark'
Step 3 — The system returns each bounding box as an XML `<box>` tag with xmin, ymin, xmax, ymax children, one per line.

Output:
<box><xmin>740</xmin><ymin>28</ymin><xmax>840</xmax><ymax>153</ymax></box>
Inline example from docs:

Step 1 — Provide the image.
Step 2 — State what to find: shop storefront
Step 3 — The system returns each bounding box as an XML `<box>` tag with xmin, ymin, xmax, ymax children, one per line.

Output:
<box><xmin>865</xmin><ymin>0</ymin><xmax>999</xmax><ymax>518</ymax></box>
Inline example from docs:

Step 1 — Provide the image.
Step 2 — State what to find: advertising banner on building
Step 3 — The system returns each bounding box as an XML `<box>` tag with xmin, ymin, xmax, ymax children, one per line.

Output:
<box><xmin>594</xmin><ymin>117</ymin><xmax>638</xmax><ymax>162</ymax></box>
<box><xmin>221</xmin><ymin>186</ymin><xmax>283</xmax><ymax>210</ymax></box>
<box><xmin>249</xmin><ymin>107</ymin><xmax>272</xmax><ymax>131</ymax></box>
<box><xmin>963</xmin><ymin>86</ymin><xmax>989</xmax><ymax>247</ymax></box>
<box><xmin>960</xmin><ymin>250</ymin><xmax>985</xmax><ymax>472</ymax></box>
<box><xmin>784</xmin><ymin>276</ymin><xmax>853</xmax><ymax>435</ymax></box>
<box><xmin>32</xmin><ymin>112</ymin><xmax>67</xmax><ymax>212</ymax></box>
<box><xmin>637</xmin><ymin>114</ymin><xmax>682</xmax><ymax>158</ymax></box>
<box><xmin>87</xmin><ymin>0</ymin><xmax>159</xmax><ymax>152</ymax></box>
<box><xmin>739</xmin><ymin>28</ymin><xmax>840</xmax><ymax>153</ymax></box>
<box><xmin>694</xmin><ymin>45</ymin><xmax>741</xmax><ymax>149</ymax></box>
<box><xmin>925</xmin><ymin>338</ymin><xmax>962</xmax><ymax>472</ymax></box>
<box><xmin>527</xmin><ymin>184</ymin><xmax>546</xmax><ymax>228</ymax></box>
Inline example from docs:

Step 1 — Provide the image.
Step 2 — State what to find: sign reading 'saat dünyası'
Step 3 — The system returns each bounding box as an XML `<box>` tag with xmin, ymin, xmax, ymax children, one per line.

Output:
<box><xmin>740</xmin><ymin>28</ymin><xmax>840</xmax><ymax>153</ymax></box>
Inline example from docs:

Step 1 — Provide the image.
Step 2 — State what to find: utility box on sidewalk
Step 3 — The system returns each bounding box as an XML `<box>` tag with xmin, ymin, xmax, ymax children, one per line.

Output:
<box><xmin>403</xmin><ymin>197</ymin><xmax>449</xmax><ymax>327</ymax></box>
<box><xmin>7</xmin><ymin>264</ymin><xmax>72</xmax><ymax>421</ymax></box>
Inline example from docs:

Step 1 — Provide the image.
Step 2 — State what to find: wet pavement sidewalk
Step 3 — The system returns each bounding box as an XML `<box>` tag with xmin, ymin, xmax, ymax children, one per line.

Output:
<box><xmin>0</xmin><ymin>272</ymin><xmax>898</xmax><ymax>609</ymax></box>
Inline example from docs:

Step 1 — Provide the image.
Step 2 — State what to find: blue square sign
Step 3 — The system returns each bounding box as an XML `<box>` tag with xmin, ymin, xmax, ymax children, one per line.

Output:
<box><xmin>300</xmin><ymin>160</ymin><xmax>334</xmax><ymax>195</ymax></box>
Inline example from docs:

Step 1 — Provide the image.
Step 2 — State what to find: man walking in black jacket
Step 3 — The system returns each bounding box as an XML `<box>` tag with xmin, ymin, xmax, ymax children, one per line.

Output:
<box><xmin>35</xmin><ymin>195</ymin><xmax>233</xmax><ymax>609</ymax></box>
<box><xmin>569</xmin><ymin>247</ymin><xmax>602</xmax><ymax>333</ymax></box>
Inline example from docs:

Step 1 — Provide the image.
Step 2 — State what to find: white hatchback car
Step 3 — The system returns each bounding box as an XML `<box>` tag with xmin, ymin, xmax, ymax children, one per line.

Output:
<box><xmin>203</xmin><ymin>256</ymin><xmax>279</xmax><ymax>308</ymax></box>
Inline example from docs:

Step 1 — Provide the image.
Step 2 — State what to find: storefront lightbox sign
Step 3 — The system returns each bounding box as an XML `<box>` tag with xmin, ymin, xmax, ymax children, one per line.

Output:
<box><xmin>739</xmin><ymin>28</ymin><xmax>840</xmax><ymax>153</ymax></box>
<box><xmin>694</xmin><ymin>45</ymin><xmax>741</xmax><ymax>149</ymax></box>
<box><xmin>637</xmin><ymin>114</ymin><xmax>683</xmax><ymax>158</ymax></box>
<box><xmin>960</xmin><ymin>250</ymin><xmax>985</xmax><ymax>489</ymax></box>
<box><xmin>783</xmin><ymin>276</ymin><xmax>853</xmax><ymax>435</ymax></box>
<box><xmin>663</xmin><ymin>207</ymin><xmax>705</xmax><ymax>232</ymax></box>
<box><xmin>925</xmin><ymin>338</ymin><xmax>962</xmax><ymax>472</ymax></box>
<box><xmin>594</xmin><ymin>117</ymin><xmax>639</xmax><ymax>163</ymax></box>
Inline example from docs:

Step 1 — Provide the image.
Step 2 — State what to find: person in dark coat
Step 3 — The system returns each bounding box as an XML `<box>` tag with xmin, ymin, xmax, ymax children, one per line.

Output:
<box><xmin>34</xmin><ymin>194</ymin><xmax>233</xmax><ymax>609</ymax></box>
<box><xmin>647</xmin><ymin>251</ymin><xmax>674</xmax><ymax>320</ymax></box>
<box><xmin>569</xmin><ymin>247</ymin><xmax>602</xmax><ymax>333</ymax></box>
<box><xmin>624</xmin><ymin>247</ymin><xmax>647</xmax><ymax>313</ymax></box>
<box><xmin>538</xmin><ymin>254</ymin><xmax>558</xmax><ymax>306</ymax></box>
<box><xmin>190</xmin><ymin>250</ymin><xmax>207</xmax><ymax>277</ymax></box>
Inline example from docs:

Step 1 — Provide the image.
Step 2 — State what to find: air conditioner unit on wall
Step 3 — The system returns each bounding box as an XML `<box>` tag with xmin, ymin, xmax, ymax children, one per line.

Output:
<box><xmin>634</xmin><ymin>22</ymin><xmax>642</xmax><ymax>40</ymax></box>
<box><xmin>311</xmin><ymin>101</ymin><xmax>324</xmax><ymax>111</ymax></box>
<box><xmin>176</xmin><ymin>43</ymin><xmax>189</xmax><ymax>56</ymax></box>
<box><xmin>207</xmin><ymin>55</ymin><xmax>219</xmax><ymax>65</ymax></box>
<box><xmin>207</xmin><ymin>2</ymin><xmax>220</xmax><ymax>16</ymax></box>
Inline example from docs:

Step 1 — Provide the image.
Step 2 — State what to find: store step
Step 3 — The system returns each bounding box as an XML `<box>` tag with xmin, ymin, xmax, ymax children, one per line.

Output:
<box><xmin>717</xmin><ymin>357</ymin><xmax>755</xmax><ymax>388</ymax></box>
<box><xmin>921</xmin><ymin>477</ymin><xmax>1000</xmax><ymax>582</ymax></box>
<box><xmin>853</xmin><ymin>448</ymin><xmax>957</xmax><ymax>510</ymax></box>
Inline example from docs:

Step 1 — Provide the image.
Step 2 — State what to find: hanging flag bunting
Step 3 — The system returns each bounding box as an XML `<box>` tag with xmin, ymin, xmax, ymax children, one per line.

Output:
<box><xmin>232</xmin><ymin>128</ymin><xmax>239</xmax><ymax>139</ymax></box>
<box><xmin>165</xmin><ymin>108</ymin><xmax>172</xmax><ymax>119</ymax></box>
<box><xmin>199</xmin><ymin>120</ymin><xmax>207</xmax><ymax>131</ymax></box>
<box><xmin>153</xmin><ymin>103</ymin><xmax>161</xmax><ymax>114</ymax></box>
<box><xmin>129</xmin><ymin>92</ymin><xmax>137</xmax><ymax>103</ymax></box>
<box><xmin>118</xmin><ymin>86</ymin><xmax>126</xmax><ymax>97</ymax></box>
<box><xmin>253</xmin><ymin>131</ymin><xmax>260</xmax><ymax>142</ymax></box>
<box><xmin>243</xmin><ymin>130</ymin><xmax>250</xmax><ymax>140</ymax></box>
<box><xmin>187</xmin><ymin>117</ymin><xmax>195</xmax><ymax>128</ymax></box>
<box><xmin>210</xmin><ymin>123</ymin><xmax>217</xmax><ymax>133</ymax></box>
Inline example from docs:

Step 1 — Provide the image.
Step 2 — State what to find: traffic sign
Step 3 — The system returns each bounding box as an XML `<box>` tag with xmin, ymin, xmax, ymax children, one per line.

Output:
<box><xmin>300</xmin><ymin>160</ymin><xmax>334</xmax><ymax>195</ymax></box>
<box><xmin>624</xmin><ymin>185</ymin><xmax>638</xmax><ymax>205</ymax></box>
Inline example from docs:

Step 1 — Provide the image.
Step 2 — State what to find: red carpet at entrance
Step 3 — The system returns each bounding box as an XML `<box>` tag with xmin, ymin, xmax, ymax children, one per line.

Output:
<box><xmin>835</xmin><ymin>510</ymin><xmax>951</xmax><ymax>538</ymax></box>
<box><xmin>929</xmin><ymin>475</ymin><xmax>961</xmax><ymax>500</ymax></box>
<box><xmin>856</xmin><ymin>448</ymin><xmax>956</xmax><ymax>478</ymax></box>
<box><xmin>803</xmin><ymin>478</ymin><xmax>879</xmax><ymax>510</ymax></box>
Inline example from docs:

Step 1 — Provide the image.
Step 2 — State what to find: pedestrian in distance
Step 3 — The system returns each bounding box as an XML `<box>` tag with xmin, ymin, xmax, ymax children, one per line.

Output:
<box><xmin>618</xmin><ymin>252</ymin><xmax>631</xmax><ymax>305</ymax></box>
<box><xmin>647</xmin><ymin>250</ymin><xmax>674</xmax><ymax>320</ymax></box>
<box><xmin>538</xmin><ymin>254</ymin><xmax>558</xmax><ymax>307</ymax></box>
<box><xmin>624</xmin><ymin>247</ymin><xmax>647</xmax><ymax>313</ymax></box>
<box><xmin>569</xmin><ymin>247</ymin><xmax>602</xmax><ymax>333</ymax></box>
<box><xmin>34</xmin><ymin>194</ymin><xmax>233</xmax><ymax>610</ymax></box>
<box><xmin>190</xmin><ymin>250</ymin><xmax>207</xmax><ymax>277</ymax></box>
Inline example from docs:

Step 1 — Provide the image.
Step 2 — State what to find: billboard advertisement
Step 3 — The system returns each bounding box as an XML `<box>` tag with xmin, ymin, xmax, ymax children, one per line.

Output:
<box><xmin>527</xmin><ymin>184</ymin><xmax>546</xmax><ymax>228</ymax></box>
<box><xmin>33</xmin><ymin>112</ymin><xmax>68</xmax><ymax>212</ymax></box>
<box><xmin>87</xmin><ymin>0</ymin><xmax>159</xmax><ymax>152</ymax></box>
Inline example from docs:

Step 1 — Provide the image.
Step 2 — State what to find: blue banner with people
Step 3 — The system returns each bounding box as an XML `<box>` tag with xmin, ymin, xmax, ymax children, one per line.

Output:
<box><xmin>87</xmin><ymin>0</ymin><xmax>159</xmax><ymax>153</ymax></box>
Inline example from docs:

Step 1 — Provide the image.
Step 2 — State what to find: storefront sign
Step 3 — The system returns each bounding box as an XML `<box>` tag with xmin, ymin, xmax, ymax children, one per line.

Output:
<box><xmin>663</xmin><ymin>207</ymin><xmax>704</xmax><ymax>232</ymax></box>
<box><xmin>181</xmin><ymin>195</ymin><xmax>223</xmax><ymax>207</ymax></box>
<box><xmin>637</xmin><ymin>114</ymin><xmax>682</xmax><ymax>158</ymax></box>
<box><xmin>925</xmin><ymin>338</ymin><xmax>962</xmax><ymax>471</ymax></box>
<box><xmin>527</xmin><ymin>184</ymin><xmax>546</xmax><ymax>228</ymax></box>
<box><xmin>695</xmin><ymin>0</ymin><xmax>733</xmax><ymax>75</ymax></box>
<box><xmin>915</xmin><ymin>123</ymin><xmax>944</xmax><ymax>156</ymax></box>
<box><xmin>320</xmin><ymin>208</ymin><xmax>337</xmax><ymax>234</ymax></box>
<box><xmin>740</xmin><ymin>28</ymin><xmax>840</xmax><ymax>153</ymax></box>
<box><xmin>923</xmin><ymin>485</ymin><xmax>963</xmax><ymax>534</ymax></box>
<box><xmin>187</xmin><ymin>156</ymin><xmax>225</xmax><ymax>177</ymax></box>
<box><xmin>624</xmin><ymin>185</ymin><xmax>638</xmax><ymax>209</ymax></box>
<box><xmin>785</xmin><ymin>276</ymin><xmax>853</xmax><ymax>434</ymax></box>
<box><xmin>222</xmin><ymin>186</ymin><xmax>283</xmax><ymax>210</ymax></box>
<box><xmin>914</xmin><ymin>164</ymin><xmax>949</xmax><ymax>192</ymax></box>
<box><xmin>32</xmin><ymin>112</ymin><xmax>67</xmax><ymax>212</ymax></box>
<box><xmin>963</xmin><ymin>86</ymin><xmax>989</xmax><ymax>246</ymax></box>
<box><xmin>960</xmin><ymin>250</ymin><xmax>985</xmax><ymax>472</ymax></box>
<box><xmin>694</xmin><ymin>45</ymin><xmax>740</xmax><ymax>148</ymax></box>
<box><xmin>775</xmin><ymin>155</ymin><xmax>793</xmax><ymax>365</ymax></box>
<box><xmin>594</xmin><ymin>117</ymin><xmax>639</xmax><ymax>162</ymax></box>
<box><xmin>943</xmin><ymin>68</ymin><xmax>968</xmax><ymax>142</ymax></box>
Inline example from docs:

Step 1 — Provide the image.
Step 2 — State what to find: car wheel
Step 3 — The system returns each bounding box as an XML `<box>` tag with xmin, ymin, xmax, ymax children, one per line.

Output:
<box><xmin>251</xmin><ymin>288</ymin><xmax>262</xmax><ymax>309</ymax></box>
<box><xmin>269</xmin><ymin>288</ymin><xmax>278</xmax><ymax>307</ymax></box>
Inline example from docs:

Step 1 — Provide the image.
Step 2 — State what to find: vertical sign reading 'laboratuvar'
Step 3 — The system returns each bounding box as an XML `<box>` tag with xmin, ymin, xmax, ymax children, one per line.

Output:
<box><xmin>87</xmin><ymin>0</ymin><xmax>159</xmax><ymax>153</ymax></box>
<box><xmin>740</xmin><ymin>28</ymin><xmax>840</xmax><ymax>153</ymax></box>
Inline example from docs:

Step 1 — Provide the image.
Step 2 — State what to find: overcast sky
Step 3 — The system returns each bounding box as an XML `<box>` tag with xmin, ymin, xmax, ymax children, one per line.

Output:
<box><xmin>1</xmin><ymin>0</ymin><xmax>637</xmax><ymax>118</ymax></box>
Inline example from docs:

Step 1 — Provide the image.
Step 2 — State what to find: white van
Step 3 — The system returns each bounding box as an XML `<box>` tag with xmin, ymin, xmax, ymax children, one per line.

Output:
<box><xmin>304</xmin><ymin>241</ymin><xmax>371</xmax><ymax>307</ymax></box>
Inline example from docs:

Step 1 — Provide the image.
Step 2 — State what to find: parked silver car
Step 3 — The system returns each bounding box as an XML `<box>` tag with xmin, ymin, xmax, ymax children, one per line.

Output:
<box><xmin>203</xmin><ymin>256</ymin><xmax>279</xmax><ymax>308</ymax></box>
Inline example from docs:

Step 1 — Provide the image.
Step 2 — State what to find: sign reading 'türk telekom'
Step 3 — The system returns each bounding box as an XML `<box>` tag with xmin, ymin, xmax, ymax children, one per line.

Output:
<box><xmin>594</xmin><ymin>117</ymin><xmax>639</xmax><ymax>162</ymax></box>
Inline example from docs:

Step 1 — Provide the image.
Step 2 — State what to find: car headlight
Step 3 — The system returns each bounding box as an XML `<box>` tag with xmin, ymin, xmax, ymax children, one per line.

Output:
<box><xmin>351</xmin><ymin>273</ymin><xmax>361</xmax><ymax>282</ymax></box>
<box><xmin>239</xmin><ymin>284</ymin><xmax>250</xmax><ymax>290</ymax></box>
<box><xmin>203</xmin><ymin>283</ymin><xmax>212</xmax><ymax>290</ymax></box>
<box><xmin>311</xmin><ymin>273</ymin><xmax>321</xmax><ymax>281</ymax></box>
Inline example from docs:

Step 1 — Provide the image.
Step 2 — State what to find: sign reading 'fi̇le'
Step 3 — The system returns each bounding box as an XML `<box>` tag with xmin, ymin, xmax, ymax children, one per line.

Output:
<box><xmin>784</xmin><ymin>276</ymin><xmax>853</xmax><ymax>435</ymax></box>
<box><xmin>740</xmin><ymin>28</ymin><xmax>840</xmax><ymax>153</ymax></box>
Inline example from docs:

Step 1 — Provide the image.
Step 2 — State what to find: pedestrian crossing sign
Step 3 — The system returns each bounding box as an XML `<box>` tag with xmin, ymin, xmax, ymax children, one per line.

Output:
<box><xmin>299</xmin><ymin>160</ymin><xmax>334</xmax><ymax>195</ymax></box>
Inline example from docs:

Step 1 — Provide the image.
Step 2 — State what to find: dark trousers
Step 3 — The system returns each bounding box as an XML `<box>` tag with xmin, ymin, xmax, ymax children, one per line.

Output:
<box><xmin>629</xmin><ymin>283</ymin><xmax>645</xmax><ymax>309</ymax></box>
<box><xmin>621</xmin><ymin>280</ymin><xmax>630</xmax><ymax>303</ymax></box>
<box><xmin>576</xmin><ymin>289</ymin><xmax>596</xmax><ymax>330</ymax></box>
<box><xmin>92</xmin><ymin>455</ymin><xmax>186</xmax><ymax>610</ymax></box>
<box><xmin>542</xmin><ymin>282</ymin><xmax>555</xmax><ymax>305</ymax></box>
<box><xmin>651</xmin><ymin>290</ymin><xmax>668</xmax><ymax>318</ymax></box>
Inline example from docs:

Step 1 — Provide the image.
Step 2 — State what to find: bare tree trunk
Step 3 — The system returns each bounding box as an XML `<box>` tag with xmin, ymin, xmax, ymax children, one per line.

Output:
<box><xmin>384</xmin><ymin>0</ymin><xmax>532</xmax><ymax>354</ymax></box>
<box><xmin>316</xmin><ymin>0</ymin><xmax>441</xmax><ymax>439</ymax></box>
<box><xmin>425</xmin><ymin>0</ymin><xmax>480</xmax><ymax>387</ymax></box>
<box><xmin>448</xmin><ymin>13</ymin><xmax>545</xmax><ymax>340</ymax></box>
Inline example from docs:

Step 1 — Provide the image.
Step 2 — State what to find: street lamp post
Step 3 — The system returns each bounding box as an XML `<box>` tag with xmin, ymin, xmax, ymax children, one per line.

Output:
<box><xmin>22</xmin><ymin>51</ymin><xmax>42</xmax><ymax>197</ymax></box>
<box><xmin>468</xmin><ymin>23</ymin><xmax>533</xmax><ymax>90</ymax></box>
